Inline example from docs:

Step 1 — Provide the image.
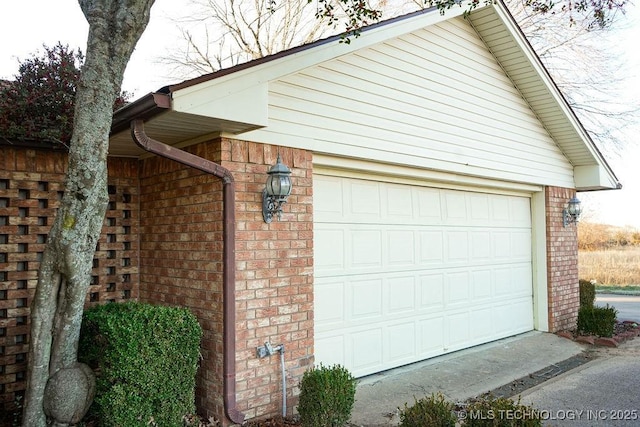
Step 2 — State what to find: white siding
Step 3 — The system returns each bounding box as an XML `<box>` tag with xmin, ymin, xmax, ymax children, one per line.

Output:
<box><xmin>242</xmin><ymin>17</ymin><xmax>574</xmax><ymax>188</ymax></box>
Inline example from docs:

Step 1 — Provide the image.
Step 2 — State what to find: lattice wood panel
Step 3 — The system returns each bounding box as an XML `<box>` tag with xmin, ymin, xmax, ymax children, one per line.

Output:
<box><xmin>0</xmin><ymin>150</ymin><xmax>139</xmax><ymax>421</ymax></box>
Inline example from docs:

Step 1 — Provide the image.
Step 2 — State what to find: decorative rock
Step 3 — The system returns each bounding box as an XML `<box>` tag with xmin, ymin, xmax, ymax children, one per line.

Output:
<box><xmin>575</xmin><ymin>335</ymin><xmax>595</xmax><ymax>345</ymax></box>
<box><xmin>594</xmin><ymin>337</ymin><xmax>619</xmax><ymax>348</ymax></box>
<box><xmin>43</xmin><ymin>362</ymin><xmax>96</xmax><ymax>424</ymax></box>
<box><xmin>556</xmin><ymin>331</ymin><xmax>574</xmax><ymax>340</ymax></box>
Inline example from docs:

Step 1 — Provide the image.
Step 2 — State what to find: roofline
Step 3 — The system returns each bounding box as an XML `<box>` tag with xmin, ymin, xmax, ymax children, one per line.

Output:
<box><xmin>489</xmin><ymin>0</ymin><xmax>620</xmax><ymax>187</ymax></box>
<box><xmin>110</xmin><ymin>5</ymin><xmax>443</xmax><ymax>132</ymax></box>
<box><xmin>111</xmin><ymin>3</ymin><xmax>469</xmax><ymax>132</ymax></box>
<box><xmin>166</xmin><ymin>5</ymin><xmax>443</xmax><ymax>93</ymax></box>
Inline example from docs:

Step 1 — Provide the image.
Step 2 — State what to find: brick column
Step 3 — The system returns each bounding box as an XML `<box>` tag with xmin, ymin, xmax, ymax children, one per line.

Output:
<box><xmin>545</xmin><ymin>186</ymin><xmax>580</xmax><ymax>332</ymax></box>
<box><xmin>221</xmin><ymin>138</ymin><xmax>314</xmax><ymax>421</ymax></box>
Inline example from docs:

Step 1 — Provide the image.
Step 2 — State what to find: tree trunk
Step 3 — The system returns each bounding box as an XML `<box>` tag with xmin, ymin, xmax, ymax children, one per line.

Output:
<box><xmin>22</xmin><ymin>1</ymin><xmax>155</xmax><ymax>426</ymax></box>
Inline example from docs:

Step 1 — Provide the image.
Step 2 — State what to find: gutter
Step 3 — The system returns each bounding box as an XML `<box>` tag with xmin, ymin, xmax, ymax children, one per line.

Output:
<box><xmin>130</xmin><ymin>119</ymin><xmax>245</xmax><ymax>425</ymax></box>
<box><xmin>111</xmin><ymin>92</ymin><xmax>171</xmax><ymax>135</ymax></box>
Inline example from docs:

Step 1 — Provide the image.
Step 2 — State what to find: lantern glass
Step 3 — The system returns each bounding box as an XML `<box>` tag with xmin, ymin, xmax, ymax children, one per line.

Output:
<box><xmin>567</xmin><ymin>197</ymin><xmax>582</xmax><ymax>216</ymax></box>
<box><xmin>266</xmin><ymin>173</ymin><xmax>292</xmax><ymax>198</ymax></box>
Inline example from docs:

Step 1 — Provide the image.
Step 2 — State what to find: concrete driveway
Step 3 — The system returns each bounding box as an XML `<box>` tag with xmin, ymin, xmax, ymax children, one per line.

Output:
<box><xmin>596</xmin><ymin>294</ymin><xmax>640</xmax><ymax>323</ymax></box>
<box><xmin>518</xmin><ymin>338</ymin><xmax>640</xmax><ymax>426</ymax></box>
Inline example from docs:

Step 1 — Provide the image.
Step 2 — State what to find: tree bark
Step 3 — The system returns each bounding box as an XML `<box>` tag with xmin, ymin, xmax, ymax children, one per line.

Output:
<box><xmin>23</xmin><ymin>1</ymin><xmax>155</xmax><ymax>426</ymax></box>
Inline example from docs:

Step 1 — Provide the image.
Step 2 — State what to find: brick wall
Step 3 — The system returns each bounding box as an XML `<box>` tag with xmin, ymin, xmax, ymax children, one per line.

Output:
<box><xmin>545</xmin><ymin>186</ymin><xmax>580</xmax><ymax>332</ymax></box>
<box><xmin>138</xmin><ymin>138</ymin><xmax>314</xmax><ymax>423</ymax></box>
<box><xmin>0</xmin><ymin>146</ymin><xmax>139</xmax><ymax>421</ymax></box>
<box><xmin>138</xmin><ymin>142</ymin><xmax>225</xmax><ymax>418</ymax></box>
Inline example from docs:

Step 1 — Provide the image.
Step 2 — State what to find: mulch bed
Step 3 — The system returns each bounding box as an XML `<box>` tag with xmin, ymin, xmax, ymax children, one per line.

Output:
<box><xmin>244</xmin><ymin>415</ymin><xmax>301</xmax><ymax>427</ymax></box>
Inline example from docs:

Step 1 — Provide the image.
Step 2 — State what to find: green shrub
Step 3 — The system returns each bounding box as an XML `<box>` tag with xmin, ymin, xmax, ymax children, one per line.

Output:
<box><xmin>298</xmin><ymin>364</ymin><xmax>356</xmax><ymax>427</ymax></box>
<box><xmin>463</xmin><ymin>395</ymin><xmax>542</xmax><ymax>427</ymax></box>
<box><xmin>79</xmin><ymin>302</ymin><xmax>202</xmax><ymax>427</ymax></box>
<box><xmin>399</xmin><ymin>392</ymin><xmax>457</xmax><ymax>427</ymax></box>
<box><xmin>577</xmin><ymin>304</ymin><xmax>618</xmax><ymax>337</ymax></box>
<box><xmin>579</xmin><ymin>279</ymin><xmax>596</xmax><ymax>308</ymax></box>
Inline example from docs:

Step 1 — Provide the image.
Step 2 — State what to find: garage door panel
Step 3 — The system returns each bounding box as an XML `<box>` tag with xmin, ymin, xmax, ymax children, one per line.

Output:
<box><xmin>512</xmin><ymin>231</ymin><xmax>533</xmax><ymax>258</ymax></box>
<box><xmin>446</xmin><ymin>232</ymin><xmax>469</xmax><ymax>262</ymax></box>
<box><xmin>315</xmin><ymin>280</ymin><xmax>345</xmax><ymax>325</ymax></box>
<box><xmin>510</xmin><ymin>197</ymin><xmax>532</xmax><ymax>225</ymax></box>
<box><xmin>387</xmin><ymin>322</ymin><xmax>417</xmax><ymax>363</ymax></box>
<box><xmin>351</xmin><ymin>278</ymin><xmax>383</xmax><ymax>319</ymax></box>
<box><xmin>418</xmin><ymin>317</ymin><xmax>445</xmax><ymax>355</ymax></box>
<box><xmin>419</xmin><ymin>231</ymin><xmax>445</xmax><ymax>263</ymax></box>
<box><xmin>417</xmin><ymin>187</ymin><xmax>443</xmax><ymax>220</ymax></box>
<box><xmin>315</xmin><ymin>227</ymin><xmax>345</xmax><ymax>272</ymax></box>
<box><xmin>314</xmin><ymin>176</ymin><xmax>345</xmax><ymax>219</ymax></box>
<box><xmin>513</xmin><ymin>265</ymin><xmax>534</xmax><ymax>294</ymax></box>
<box><xmin>494</xmin><ymin>264</ymin><xmax>532</xmax><ymax>297</ymax></box>
<box><xmin>471</xmin><ymin>232</ymin><xmax>492</xmax><ymax>261</ymax></box>
<box><xmin>419</xmin><ymin>274</ymin><xmax>445</xmax><ymax>310</ymax></box>
<box><xmin>490</xmin><ymin>196</ymin><xmax>511</xmax><ymax>222</ymax></box>
<box><xmin>445</xmin><ymin>272</ymin><xmax>470</xmax><ymax>307</ymax></box>
<box><xmin>350</xmin><ymin>180</ymin><xmax>381</xmax><ymax>217</ymax></box>
<box><xmin>472</xmin><ymin>270</ymin><xmax>492</xmax><ymax>299</ymax></box>
<box><xmin>444</xmin><ymin>192</ymin><xmax>467</xmax><ymax>222</ymax></box>
<box><xmin>351</xmin><ymin>229</ymin><xmax>383</xmax><ymax>268</ymax></box>
<box><xmin>386</xmin><ymin>185</ymin><xmax>414</xmax><ymax>218</ymax></box>
<box><xmin>388</xmin><ymin>230</ymin><xmax>416</xmax><ymax>266</ymax></box>
<box><xmin>445</xmin><ymin>312</ymin><xmax>471</xmax><ymax>350</ymax></box>
<box><xmin>351</xmin><ymin>329</ymin><xmax>384</xmax><ymax>372</ymax></box>
<box><xmin>315</xmin><ymin>176</ymin><xmax>534</xmax><ymax>377</ymax></box>
<box><xmin>470</xmin><ymin>307</ymin><xmax>494</xmax><ymax>340</ymax></box>
<box><xmin>493</xmin><ymin>298</ymin><xmax>533</xmax><ymax>334</ymax></box>
<box><xmin>493</xmin><ymin>232</ymin><xmax>513</xmax><ymax>259</ymax></box>
<box><xmin>469</xmin><ymin>193</ymin><xmax>491</xmax><ymax>221</ymax></box>
<box><xmin>388</xmin><ymin>276</ymin><xmax>417</xmax><ymax>314</ymax></box>
<box><xmin>314</xmin><ymin>334</ymin><xmax>345</xmax><ymax>368</ymax></box>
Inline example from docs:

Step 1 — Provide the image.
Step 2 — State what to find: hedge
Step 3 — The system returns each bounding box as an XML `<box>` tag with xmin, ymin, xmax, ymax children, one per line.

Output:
<box><xmin>79</xmin><ymin>302</ymin><xmax>202</xmax><ymax>426</ymax></box>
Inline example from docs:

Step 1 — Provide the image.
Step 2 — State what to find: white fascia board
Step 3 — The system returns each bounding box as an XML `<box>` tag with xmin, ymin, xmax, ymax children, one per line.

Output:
<box><xmin>488</xmin><ymin>1</ymin><xmax>620</xmax><ymax>189</ymax></box>
<box><xmin>170</xmin><ymin>2</ymin><xmax>477</xmax><ymax>127</ymax></box>
<box><xmin>172</xmin><ymin>81</ymin><xmax>269</xmax><ymax>129</ymax></box>
<box><xmin>574</xmin><ymin>165</ymin><xmax>620</xmax><ymax>190</ymax></box>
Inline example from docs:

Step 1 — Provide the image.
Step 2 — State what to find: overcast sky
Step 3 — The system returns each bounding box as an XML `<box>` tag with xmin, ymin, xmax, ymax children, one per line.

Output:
<box><xmin>0</xmin><ymin>0</ymin><xmax>192</xmax><ymax>94</ymax></box>
<box><xmin>2</xmin><ymin>0</ymin><xmax>639</xmax><ymax>227</ymax></box>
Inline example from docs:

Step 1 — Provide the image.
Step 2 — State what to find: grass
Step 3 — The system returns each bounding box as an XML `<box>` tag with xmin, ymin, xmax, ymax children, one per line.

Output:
<box><xmin>579</xmin><ymin>246</ymin><xmax>640</xmax><ymax>287</ymax></box>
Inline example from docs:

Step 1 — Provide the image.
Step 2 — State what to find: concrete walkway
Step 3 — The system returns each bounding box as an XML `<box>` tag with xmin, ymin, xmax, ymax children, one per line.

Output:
<box><xmin>349</xmin><ymin>331</ymin><xmax>585</xmax><ymax>426</ymax></box>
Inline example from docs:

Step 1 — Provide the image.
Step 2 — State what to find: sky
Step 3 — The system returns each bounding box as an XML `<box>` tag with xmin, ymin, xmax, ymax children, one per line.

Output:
<box><xmin>1</xmin><ymin>1</ymin><xmax>639</xmax><ymax>228</ymax></box>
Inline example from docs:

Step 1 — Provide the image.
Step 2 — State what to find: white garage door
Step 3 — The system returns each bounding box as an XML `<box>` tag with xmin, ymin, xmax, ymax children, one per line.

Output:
<box><xmin>314</xmin><ymin>175</ymin><xmax>534</xmax><ymax>377</ymax></box>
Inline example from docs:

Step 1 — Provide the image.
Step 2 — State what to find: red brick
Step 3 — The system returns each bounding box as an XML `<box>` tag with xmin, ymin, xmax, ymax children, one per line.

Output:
<box><xmin>594</xmin><ymin>337</ymin><xmax>619</xmax><ymax>347</ymax></box>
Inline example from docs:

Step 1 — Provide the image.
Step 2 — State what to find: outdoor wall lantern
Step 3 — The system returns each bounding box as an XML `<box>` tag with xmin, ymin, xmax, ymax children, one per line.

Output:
<box><xmin>262</xmin><ymin>154</ymin><xmax>292</xmax><ymax>223</ymax></box>
<box><xmin>563</xmin><ymin>196</ymin><xmax>582</xmax><ymax>227</ymax></box>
